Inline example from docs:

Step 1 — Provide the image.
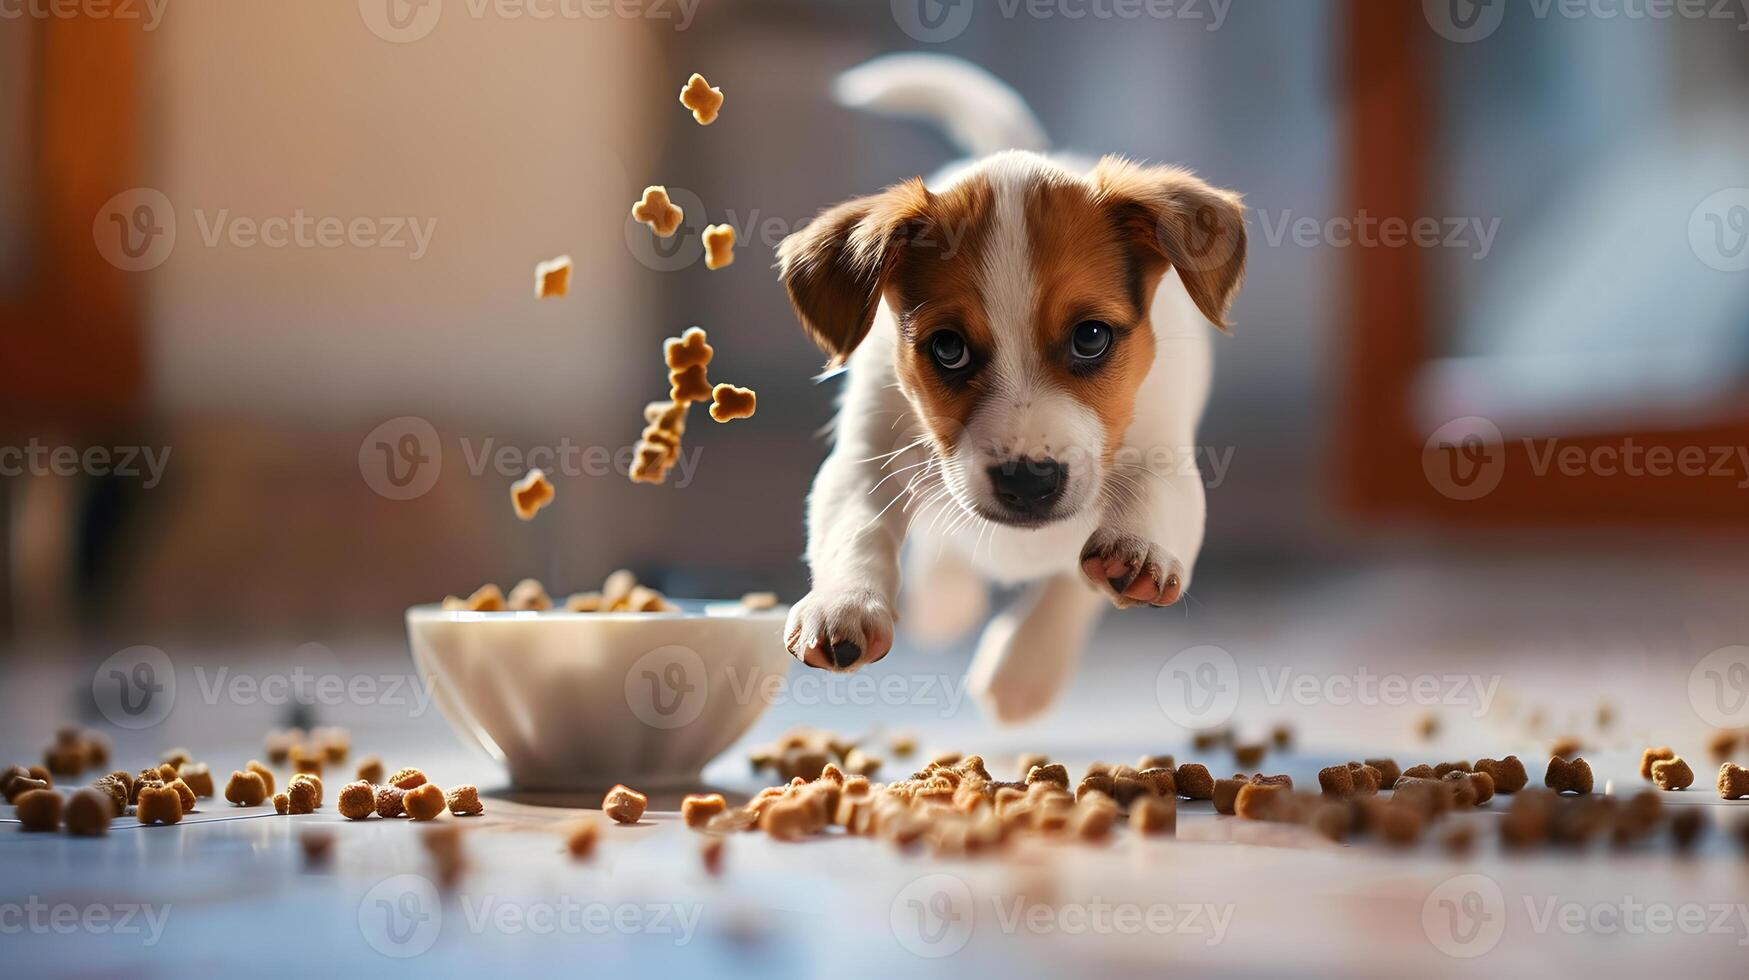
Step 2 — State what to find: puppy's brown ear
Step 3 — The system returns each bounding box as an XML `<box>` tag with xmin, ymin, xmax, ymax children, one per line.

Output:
<box><xmin>1094</xmin><ymin>157</ymin><xmax>1247</xmax><ymax>331</ymax></box>
<box><xmin>777</xmin><ymin>178</ymin><xmax>932</xmax><ymax>367</ymax></box>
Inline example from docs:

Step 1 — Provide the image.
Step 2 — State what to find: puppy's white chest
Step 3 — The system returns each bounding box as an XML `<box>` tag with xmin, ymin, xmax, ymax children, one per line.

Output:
<box><xmin>914</xmin><ymin>512</ymin><xmax>1098</xmax><ymax>586</ymax></box>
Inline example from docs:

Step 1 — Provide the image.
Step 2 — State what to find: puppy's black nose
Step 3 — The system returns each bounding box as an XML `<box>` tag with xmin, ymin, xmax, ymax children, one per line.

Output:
<box><xmin>987</xmin><ymin>457</ymin><xmax>1065</xmax><ymax>518</ymax></box>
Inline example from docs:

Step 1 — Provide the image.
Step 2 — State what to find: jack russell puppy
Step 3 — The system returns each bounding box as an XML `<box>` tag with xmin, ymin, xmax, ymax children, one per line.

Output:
<box><xmin>775</xmin><ymin>55</ymin><xmax>1247</xmax><ymax>722</ymax></box>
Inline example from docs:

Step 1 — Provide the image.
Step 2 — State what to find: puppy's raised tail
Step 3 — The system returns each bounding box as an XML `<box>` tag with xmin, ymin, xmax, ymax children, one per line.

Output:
<box><xmin>834</xmin><ymin>54</ymin><xmax>1049</xmax><ymax>158</ymax></box>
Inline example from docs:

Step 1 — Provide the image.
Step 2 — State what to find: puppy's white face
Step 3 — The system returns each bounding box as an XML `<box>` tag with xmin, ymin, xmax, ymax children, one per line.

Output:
<box><xmin>779</xmin><ymin>151</ymin><xmax>1246</xmax><ymax>530</ymax></box>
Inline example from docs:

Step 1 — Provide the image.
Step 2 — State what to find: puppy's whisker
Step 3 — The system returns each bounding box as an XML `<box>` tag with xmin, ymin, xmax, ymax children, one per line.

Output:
<box><xmin>854</xmin><ymin>438</ymin><xmax>927</xmax><ymax>466</ymax></box>
<box><xmin>867</xmin><ymin>459</ymin><xmax>933</xmax><ymax>495</ymax></box>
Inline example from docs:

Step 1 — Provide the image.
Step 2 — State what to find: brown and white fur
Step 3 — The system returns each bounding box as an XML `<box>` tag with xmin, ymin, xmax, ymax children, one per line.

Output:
<box><xmin>775</xmin><ymin>55</ymin><xmax>1247</xmax><ymax>722</ymax></box>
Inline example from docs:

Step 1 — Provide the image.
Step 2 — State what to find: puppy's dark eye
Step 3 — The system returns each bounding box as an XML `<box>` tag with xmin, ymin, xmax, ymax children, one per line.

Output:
<box><xmin>1071</xmin><ymin>321</ymin><xmax>1112</xmax><ymax>360</ymax></box>
<box><xmin>930</xmin><ymin>331</ymin><xmax>971</xmax><ymax>371</ymax></box>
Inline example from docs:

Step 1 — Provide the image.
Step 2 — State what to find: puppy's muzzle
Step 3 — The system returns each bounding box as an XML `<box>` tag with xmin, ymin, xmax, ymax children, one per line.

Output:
<box><xmin>986</xmin><ymin>457</ymin><xmax>1065</xmax><ymax>524</ymax></box>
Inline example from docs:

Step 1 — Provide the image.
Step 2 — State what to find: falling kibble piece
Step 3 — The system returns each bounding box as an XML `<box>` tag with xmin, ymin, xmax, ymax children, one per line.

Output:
<box><xmin>1416</xmin><ymin>713</ymin><xmax>1438</xmax><ymax>740</ymax></box>
<box><xmin>664</xmin><ymin>326</ymin><xmax>714</xmax><ymax>370</ymax></box>
<box><xmin>702</xmin><ymin>223</ymin><xmax>735</xmax><ymax>270</ymax></box>
<box><xmin>708</xmin><ymin>383</ymin><xmax>756</xmax><ymax>423</ymax></box>
<box><xmin>678</xmin><ymin>72</ymin><xmax>723</xmax><ymax>125</ymax></box>
<box><xmin>1233</xmin><ymin>743</ymin><xmax>1266</xmax><ymax>768</ymax></box>
<box><xmin>1707</xmin><ymin>730</ymin><xmax>1739</xmax><ymax>761</ymax></box>
<box><xmin>669</xmin><ymin>363</ymin><xmax>712</xmax><ymax>404</ymax></box>
<box><xmin>632</xmin><ymin>186</ymin><xmax>685</xmax><ymax>238</ymax></box>
<box><xmin>1548</xmin><ymin>736</ymin><xmax>1582</xmax><ymax>760</ymax></box>
<box><xmin>604</xmin><ymin>784</ymin><xmax>648</xmax><ymax>824</ymax></box>
<box><xmin>356</xmin><ymin>756</ymin><xmax>385</xmax><ymax>785</ymax></box>
<box><xmin>511</xmin><ymin>469</ymin><xmax>555</xmax><ymax>521</ymax></box>
<box><xmin>535</xmin><ymin>255</ymin><xmax>572</xmax><ymax>299</ymax></box>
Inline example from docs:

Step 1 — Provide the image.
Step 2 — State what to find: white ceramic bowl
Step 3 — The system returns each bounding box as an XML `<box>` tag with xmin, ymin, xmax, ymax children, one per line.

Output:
<box><xmin>407</xmin><ymin>601</ymin><xmax>792</xmax><ymax>790</ymax></box>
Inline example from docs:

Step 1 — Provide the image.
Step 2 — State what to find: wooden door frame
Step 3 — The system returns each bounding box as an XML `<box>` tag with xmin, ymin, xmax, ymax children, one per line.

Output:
<box><xmin>0</xmin><ymin>15</ymin><xmax>146</xmax><ymax>431</ymax></box>
<box><xmin>1336</xmin><ymin>0</ymin><xmax>1749</xmax><ymax>527</ymax></box>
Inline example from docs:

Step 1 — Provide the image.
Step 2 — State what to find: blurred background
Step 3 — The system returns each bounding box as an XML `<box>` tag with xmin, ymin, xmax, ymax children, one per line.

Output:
<box><xmin>2</xmin><ymin>0</ymin><xmax>1747</xmax><ymax>670</ymax></box>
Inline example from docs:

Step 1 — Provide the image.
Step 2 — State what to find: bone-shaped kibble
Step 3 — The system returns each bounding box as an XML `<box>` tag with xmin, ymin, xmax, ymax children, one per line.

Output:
<box><xmin>1651</xmin><ymin>756</ymin><xmax>1694</xmax><ymax>790</ymax></box>
<box><xmin>678</xmin><ymin>73</ymin><xmax>723</xmax><ymax>125</ymax></box>
<box><xmin>632</xmin><ymin>185</ymin><xmax>685</xmax><ymax>237</ymax></box>
<box><xmin>511</xmin><ymin>468</ymin><xmax>555</xmax><ymax>520</ymax></box>
<box><xmin>709</xmin><ymin>383</ymin><xmax>756</xmax><ymax>422</ymax></box>
<box><xmin>1639</xmin><ymin>745</ymin><xmax>1675</xmax><ymax>779</ymax></box>
<box><xmin>1718</xmin><ymin>762</ymin><xmax>1748</xmax><ymax>799</ymax></box>
<box><xmin>630</xmin><ymin>444</ymin><xmax>671</xmax><ymax>485</ymax></box>
<box><xmin>1475</xmin><ymin>756</ymin><xmax>1528</xmax><ymax>793</ymax></box>
<box><xmin>645</xmin><ymin>400</ymin><xmax>687</xmax><ymax>434</ymax></box>
<box><xmin>534</xmin><ymin>255</ymin><xmax>571</xmax><ymax>299</ymax></box>
<box><xmin>664</xmin><ymin>326</ymin><xmax>713</xmax><ymax>370</ymax></box>
<box><xmin>669</xmin><ymin>363</ymin><xmax>712</xmax><ymax>403</ymax></box>
<box><xmin>1543</xmin><ymin>755</ymin><xmax>1593</xmax><ymax>795</ymax></box>
<box><xmin>702</xmin><ymin>223</ymin><xmax>735</xmax><ymax>270</ymax></box>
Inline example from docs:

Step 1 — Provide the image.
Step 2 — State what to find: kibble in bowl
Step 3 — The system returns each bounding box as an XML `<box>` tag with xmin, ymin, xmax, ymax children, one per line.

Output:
<box><xmin>407</xmin><ymin>596</ymin><xmax>791</xmax><ymax>789</ymax></box>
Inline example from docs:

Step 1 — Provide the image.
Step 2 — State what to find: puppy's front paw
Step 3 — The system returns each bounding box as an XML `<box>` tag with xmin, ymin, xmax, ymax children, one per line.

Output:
<box><xmin>784</xmin><ymin>588</ymin><xmax>894</xmax><ymax>672</ymax></box>
<box><xmin>1079</xmin><ymin>528</ymin><xmax>1184</xmax><ymax>608</ymax></box>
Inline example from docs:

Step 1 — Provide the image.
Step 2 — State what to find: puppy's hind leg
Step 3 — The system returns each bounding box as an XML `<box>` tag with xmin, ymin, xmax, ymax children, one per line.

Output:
<box><xmin>901</xmin><ymin>543</ymin><xmax>989</xmax><ymax>648</ymax></box>
<box><xmin>966</xmin><ymin>572</ymin><xmax>1105</xmax><ymax>724</ymax></box>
